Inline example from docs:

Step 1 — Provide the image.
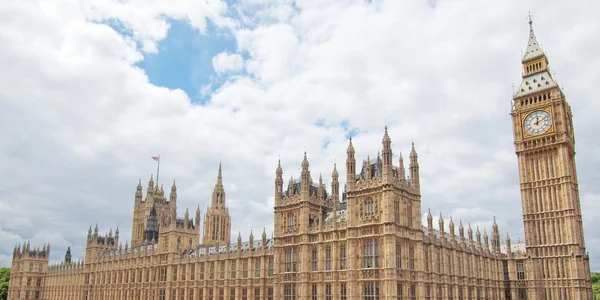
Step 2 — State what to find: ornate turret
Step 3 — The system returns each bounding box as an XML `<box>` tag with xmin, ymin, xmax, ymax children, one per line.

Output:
<box><xmin>483</xmin><ymin>229</ymin><xmax>489</xmax><ymax>251</ymax></box>
<box><xmin>170</xmin><ymin>180</ymin><xmax>177</xmax><ymax>203</ymax></box>
<box><xmin>301</xmin><ymin>152</ymin><xmax>311</xmax><ymax>191</ymax></box>
<box><xmin>506</xmin><ymin>233</ymin><xmax>512</xmax><ymax>255</ymax></box>
<box><xmin>427</xmin><ymin>208</ymin><xmax>433</xmax><ymax>236</ymax></box>
<box><xmin>332</xmin><ymin>163</ymin><xmax>339</xmax><ymax>208</ymax></box>
<box><xmin>459</xmin><ymin>220</ymin><xmax>465</xmax><ymax>244</ymax></box>
<box><xmin>346</xmin><ymin>138</ymin><xmax>356</xmax><ymax>189</ymax></box>
<box><xmin>468</xmin><ymin>224</ymin><xmax>473</xmax><ymax>247</ymax></box>
<box><xmin>275</xmin><ymin>160</ymin><xmax>283</xmax><ymax>202</ymax></box>
<box><xmin>476</xmin><ymin>227</ymin><xmax>482</xmax><ymax>248</ymax></box>
<box><xmin>135</xmin><ymin>179</ymin><xmax>143</xmax><ymax>201</ymax></box>
<box><xmin>409</xmin><ymin>143</ymin><xmax>420</xmax><ymax>187</ymax></box>
<box><xmin>449</xmin><ymin>216</ymin><xmax>455</xmax><ymax>240</ymax></box>
<box><xmin>64</xmin><ymin>247</ymin><xmax>72</xmax><ymax>264</ymax></box>
<box><xmin>147</xmin><ymin>174</ymin><xmax>155</xmax><ymax>197</ymax></box>
<box><xmin>398</xmin><ymin>152</ymin><xmax>406</xmax><ymax>180</ymax></box>
<box><xmin>237</xmin><ymin>232</ymin><xmax>242</xmax><ymax>253</ymax></box>
<box><xmin>262</xmin><ymin>228</ymin><xmax>267</xmax><ymax>247</ymax></box>
<box><xmin>144</xmin><ymin>204</ymin><xmax>159</xmax><ymax>244</ymax></box>
<box><xmin>249</xmin><ymin>230</ymin><xmax>254</xmax><ymax>250</ymax></box>
<box><xmin>491</xmin><ymin>217</ymin><xmax>500</xmax><ymax>254</ymax></box>
<box><xmin>381</xmin><ymin>126</ymin><xmax>393</xmax><ymax>178</ymax></box>
<box><xmin>195</xmin><ymin>206</ymin><xmax>201</xmax><ymax>228</ymax></box>
<box><xmin>203</xmin><ymin>163</ymin><xmax>231</xmax><ymax>246</ymax></box>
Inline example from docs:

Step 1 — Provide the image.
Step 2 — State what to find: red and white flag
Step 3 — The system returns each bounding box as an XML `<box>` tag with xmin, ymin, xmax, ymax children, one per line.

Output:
<box><xmin>151</xmin><ymin>156</ymin><xmax>160</xmax><ymax>162</ymax></box>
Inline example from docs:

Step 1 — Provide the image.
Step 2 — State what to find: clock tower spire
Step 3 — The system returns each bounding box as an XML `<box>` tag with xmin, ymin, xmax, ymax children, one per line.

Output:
<box><xmin>511</xmin><ymin>15</ymin><xmax>592</xmax><ymax>299</ymax></box>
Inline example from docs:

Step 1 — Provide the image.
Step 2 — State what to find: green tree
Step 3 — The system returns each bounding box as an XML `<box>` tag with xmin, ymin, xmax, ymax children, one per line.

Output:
<box><xmin>0</xmin><ymin>268</ymin><xmax>9</xmax><ymax>300</ymax></box>
<box><xmin>593</xmin><ymin>272</ymin><xmax>600</xmax><ymax>300</ymax></box>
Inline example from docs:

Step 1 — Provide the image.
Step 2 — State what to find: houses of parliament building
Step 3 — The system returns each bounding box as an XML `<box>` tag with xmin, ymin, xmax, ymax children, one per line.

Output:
<box><xmin>7</xmin><ymin>18</ymin><xmax>594</xmax><ymax>300</ymax></box>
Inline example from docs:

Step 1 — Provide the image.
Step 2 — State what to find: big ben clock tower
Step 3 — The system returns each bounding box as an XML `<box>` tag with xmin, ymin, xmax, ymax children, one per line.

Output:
<box><xmin>511</xmin><ymin>16</ymin><xmax>593</xmax><ymax>299</ymax></box>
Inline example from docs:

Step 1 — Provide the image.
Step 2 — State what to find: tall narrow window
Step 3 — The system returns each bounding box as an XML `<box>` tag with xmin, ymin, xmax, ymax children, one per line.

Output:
<box><xmin>285</xmin><ymin>248</ymin><xmax>297</xmax><ymax>272</ymax></box>
<box><xmin>311</xmin><ymin>248</ymin><xmax>318</xmax><ymax>271</ymax></box>
<box><xmin>325</xmin><ymin>283</ymin><xmax>332</xmax><ymax>300</ymax></box>
<box><xmin>396</xmin><ymin>243</ymin><xmax>402</xmax><ymax>269</ymax></box>
<box><xmin>325</xmin><ymin>246</ymin><xmax>332</xmax><ymax>271</ymax></box>
<box><xmin>242</xmin><ymin>288</ymin><xmax>247</xmax><ymax>300</ymax></box>
<box><xmin>406</xmin><ymin>201</ymin><xmax>413</xmax><ymax>227</ymax></box>
<box><xmin>311</xmin><ymin>284</ymin><xmax>318</xmax><ymax>300</ymax></box>
<box><xmin>397</xmin><ymin>283</ymin><xmax>403</xmax><ymax>300</ymax></box>
<box><xmin>341</xmin><ymin>283</ymin><xmax>347</xmax><ymax>300</ymax></box>
<box><xmin>231</xmin><ymin>261</ymin><xmax>237</xmax><ymax>279</ymax></box>
<box><xmin>363</xmin><ymin>239</ymin><xmax>379</xmax><ymax>268</ymax></box>
<box><xmin>230</xmin><ymin>288</ymin><xmax>235</xmax><ymax>300</ymax></box>
<box><xmin>209</xmin><ymin>262</ymin><xmax>214</xmax><ymax>279</ymax></box>
<box><xmin>254</xmin><ymin>288</ymin><xmax>260</xmax><ymax>300</ymax></box>
<box><xmin>409</xmin><ymin>245</ymin><xmax>415</xmax><ymax>270</ymax></box>
<box><xmin>243</xmin><ymin>260</ymin><xmax>248</xmax><ymax>278</ymax></box>
<box><xmin>364</xmin><ymin>198</ymin><xmax>375</xmax><ymax>217</ymax></box>
<box><xmin>199</xmin><ymin>263</ymin><xmax>205</xmax><ymax>280</ymax></box>
<box><xmin>340</xmin><ymin>245</ymin><xmax>347</xmax><ymax>270</ymax></box>
<box><xmin>517</xmin><ymin>260</ymin><xmax>526</xmax><ymax>280</ymax></box>
<box><xmin>220</xmin><ymin>261</ymin><xmax>225</xmax><ymax>279</ymax></box>
<box><xmin>268</xmin><ymin>287</ymin><xmax>273</xmax><ymax>300</ymax></box>
<box><xmin>268</xmin><ymin>257</ymin><xmax>274</xmax><ymax>277</ymax></box>
<box><xmin>424</xmin><ymin>247</ymin><xmax>429</xmax><ymax>272</ymax></box>
<box><xmin>394</xmin><ymin>198</ymin><xmax>400</xmax><ymax>223</ymax></box>
<box><xmin>287</xmin><ymin>213</ymin><xmax>295</xmax><ymax>230</ymax></box>
<box><xmin>255</xmin><ymin>259</ymin><xmax>261</xmax><ymax>278</ymax></box>
<box><xmin>410</xmin><ymin>284</ymin><xmax>416</xmax><ymax>300</ymax></box>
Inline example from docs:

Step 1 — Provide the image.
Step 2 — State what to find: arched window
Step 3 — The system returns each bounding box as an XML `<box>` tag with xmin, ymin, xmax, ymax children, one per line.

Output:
<box><xmin>287</xmin><ymin>213</ymin><xmax>295</xmax><ymax>229</ymax></box>
<box><xmin>364</xmin><ymin>198</ymin><xmax>375</xmax><ymax>217</ymax></box>
<box><xmin>177</xmin><ymin>237</ymin><xmax>181</xmax><ymax>251</ymax></box>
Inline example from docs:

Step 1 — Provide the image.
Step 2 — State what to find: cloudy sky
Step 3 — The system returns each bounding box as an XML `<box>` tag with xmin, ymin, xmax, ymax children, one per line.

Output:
<box><xmin>1</xmin><ymin>0</ymin><xmax>599</xmax><ymax>271</ymax></box>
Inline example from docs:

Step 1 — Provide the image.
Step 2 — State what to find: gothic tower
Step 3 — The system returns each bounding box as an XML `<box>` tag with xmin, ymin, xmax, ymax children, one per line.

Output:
<box><xmin>202</xmin><ymin>163</ymin><xmax>232</xmax><ymax>246</ymax></box>
<box><xmin>511</xmin><ymin>16</ymin><xmax>593</xmax><ymax>299</ymax></box>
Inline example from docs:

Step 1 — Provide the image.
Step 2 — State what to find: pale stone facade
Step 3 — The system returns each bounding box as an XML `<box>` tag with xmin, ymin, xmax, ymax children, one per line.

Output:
<box><xmin>7</xmin><ymin>19</ymin><xmax>593</xmax><ymax>300</ymax></box>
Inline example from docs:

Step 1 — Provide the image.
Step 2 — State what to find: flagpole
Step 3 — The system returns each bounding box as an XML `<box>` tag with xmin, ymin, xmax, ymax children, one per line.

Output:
<box><xmin>156</xmin><ymin>154</ymin><xmax>160</xmax><ymax>185</ymax></box>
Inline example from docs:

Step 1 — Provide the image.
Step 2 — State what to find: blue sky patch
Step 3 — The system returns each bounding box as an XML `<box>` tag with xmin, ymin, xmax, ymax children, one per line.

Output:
<box><xmin>134</xmin><ymin>19</ymin><xmax>238</xmax><ymax>104</ymax></box>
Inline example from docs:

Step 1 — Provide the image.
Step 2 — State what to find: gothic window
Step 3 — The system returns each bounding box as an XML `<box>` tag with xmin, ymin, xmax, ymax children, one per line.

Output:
<box><xmin>199</xmin><ymin>263</ymin><xmax>205</xmax><ymax>280</ymax></box>
<box><xmin>325</xmin><ymin>283</ymin><xmax>332</xmax><ymax>300</ymax></box>
<box><xmin>285</xmin><ymin>248</ymin><xmax>297</xmax><ymax>272</ymax></box>
<box><xmin>363</xmin><ymin>282</ymin><xmax>380</xmax><ymax>300</ymax></box>
<box><xmin>255</xmin><ymin>259</ymin><xmax>261</xmax><ymax>277</ymax></box>
<box><xmin>437</xmin><ymin>285</ymin><xmax>443</xmax><ymax>300</ymax></box>
<box><xmin>410</xmin><ymin>284</ymin><xmax>416</xmax><ymax>300</ymax></box>
<box><xmin>287</xmin><ymin>213</ymin><xmax>295</xmax><ymax>230</ymax></box>
<box><xmin>284</xmin><ymin>284</ymin><xmax>296</xmax><ymax>300</ymax></box>
<box><xmin>243</xmin><ymin>260</ymin><xmax>248</xmax><ymax>278</ymax></box>
<box><xmin>341</xmin><ymin>283</ymin><xmax>347</xmax><ymax>300</ymax></box>
<box><xmin>268</xmin><ymin>257</ymin><xmax>274</xmax><ymax>277</ymax></box>
<box><xmin>396</xmin><ymin>243</ymin><xmax>402</xmax><ymax>269</ymax></box>
<box><xmin>517</xmin><ymin>260</ymin><xmax>526</xmax><ymax>280</ymax></box>
<box><xmin>177</xmin><ymin>237</ymin><xmax>181</xmax><ymax>251</ymax></box>
<box><xmin>181</xmin><ymin>265</ymin><xmax>186</xmax><ymax>281</ymax></box>
<box><xmin>242</xmin><ymin>288</ymin><xmax>247</xmax><ymax>300</ymax></box>
<box><xmin>268</xmin><ymin>287</ymin><xmax>273</xmax><ymax>300</ymax></box>
<box><xmin>424</xmin><ymin>247</ymin><xmax>430</xmax><ymax>272</ymax></box>
<box><xmin>394</xmin><ymin>198</ymin><xmax>400</xmax><ymax>223</ymax></box>
<box><xmin>406</xmin><ymin>201</ymin><xmax>413</xmax><ymax>227</ymax></box>
<box><xmin>363</xmin><ymin>239</ymin><xmax>379</xmax><ymax>269</ymax></box>
<box><xmin>340</xmin><ymin>244</ymin><xmax>347</xmax><ymax>270</ymax></box>
<box><xmin>190</xmin><ymin>264</ymin><xmax>195</xmax><ymax>281</ymax></box>
<box><xmin>220</xmin><ymin>288</ymin><xmax>225</xmax><ymax>300</ymax></box>
<box><xmin>312</xmin><ymin>284</ymin><xmax>318</xmax><ymax>300</ymax></box>
<box><xmin>426</xmin><ymin>284</ymin><xmax>432</xmax><ymax>300</ymax></box>
<box><xmin>311</xmin><ymin>248</ymin><xmax>318</xmax><ymax>271</ymax></box>
<box><xmin>220</xmin><ymin>261</ymin><xmax>225</xmax><ymax>279</ymax></box>
<box><xmin>209</xmin><ymin>262</ymin><xmax>215</xmax><ymax>280</ymax></box>
<box><xmin>230</xmin><ymin>288</ymin><xmax>235</xmax><ymax>300</ymax></box>
<box><xmin>409</xmin><ymin>245</ymin><xmax>415</xmax><ymax>270</ymax></box>
<box><xmin>364</xmin><ymin>198</ymin><xmax>375</xmax><ymax>217</ymax></box>
<box><xmin>325</xmin><ymin>246</ymin><xmax>332</xmax><ymax>270</ymax></box>
<box><xmin>231</xmin><ymin>260</ymin><xmax>237</xmax><ymax>278</ymax></box>
<box><xmin>255</xmin><ymin>288</ymin><xmax>260</xmax><ymax>300</ymax></box>
<box><xmin>397</xmin><ymin>283</ymin><xmax>403</xmax><ymax>300</ymax></box>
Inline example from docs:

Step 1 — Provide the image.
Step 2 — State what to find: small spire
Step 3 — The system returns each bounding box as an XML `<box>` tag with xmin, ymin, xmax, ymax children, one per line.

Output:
<box><xmin>171</xmin><ymin>180</ymin><xmax>176</xmax><ymax>191</ymax></box>
<box><xmin>217</xmin><ymin>162</ymin><xmax>223</xmax><ymax>183</ymax></box>
<box><xmin>347</xmin><ymin>137</ymin><xmax>355</xmax><ymax>153</ymax></box>
<box><xmin>427</xmin><ymin>208</ymin><xmax>432</xmax><ymax>220</ymax></box>
<box><xmin>522</xmin><ymin>12</ymin><xmax>544</xmax><ymax>62</ymax></box>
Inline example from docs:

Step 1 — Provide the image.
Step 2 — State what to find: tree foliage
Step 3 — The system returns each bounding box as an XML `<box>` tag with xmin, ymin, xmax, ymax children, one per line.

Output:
<box><xmin>0</xmin><ymin>268</ymin><xmax>9</xmax><ymax>300</ymax></box>
<box><xmin>593</xmin><ymin>272</ymin><xmax>600</xmax><ymax>300</ymax></box>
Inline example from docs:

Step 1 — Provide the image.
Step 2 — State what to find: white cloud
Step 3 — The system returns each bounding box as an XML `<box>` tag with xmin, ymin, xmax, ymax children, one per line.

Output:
<box><xmin>0</xmin><ymin>0</ymin><xmax>599</xmax><ymax>273</ymax></box>
<box><xmin>212</xmin><ymin>52</ymin><xmax>245</xmax><ymax>74</ymax></box>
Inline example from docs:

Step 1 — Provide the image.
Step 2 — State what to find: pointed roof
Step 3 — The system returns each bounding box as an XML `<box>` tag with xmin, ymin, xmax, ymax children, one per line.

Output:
<box><xmin>522</xmin><ymin>15</ymin><xmax>545</xmax><ymax>62</ymax></box>
<box><xmin>217</xmin><ymin>162</ymin><xmax>223</xmax><ymax>184</ymax></box>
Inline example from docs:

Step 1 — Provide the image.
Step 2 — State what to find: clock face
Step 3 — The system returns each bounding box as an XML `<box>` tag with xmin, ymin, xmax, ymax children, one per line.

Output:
<box><xmin>524</xmin><ymin>110</ymin><xmax>552</xmax><ymax>135</ymax></box>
